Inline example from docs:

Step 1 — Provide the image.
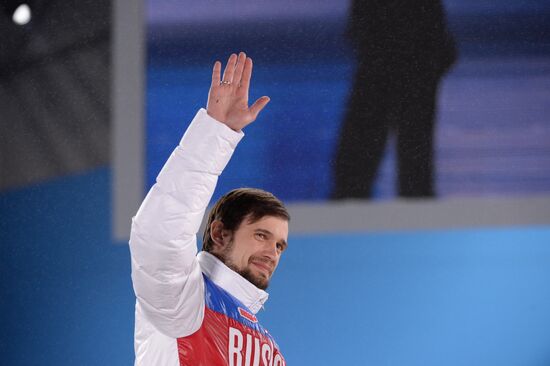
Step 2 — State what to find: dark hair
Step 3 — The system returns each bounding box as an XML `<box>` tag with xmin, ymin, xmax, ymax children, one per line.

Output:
<box><xmin>202</xmin><ymin>188</ymin><xmax>290</xmax><ymax>253</ymax></box>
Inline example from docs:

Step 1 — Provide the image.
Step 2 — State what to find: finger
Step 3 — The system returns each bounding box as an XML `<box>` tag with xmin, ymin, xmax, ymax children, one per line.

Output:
<box><xmin>239</xmin><ymin>58</ymin><xmax>253</xmax><ymax>94</ymax></box>
<box><xmin>221</xmin><ymin>53</ymin><xmax>238</xmax><ymax>84</ymax></box>
<box><xmin>233</xmin><ymin>52</ymin><xmax>247</xmax><ymax>86</ymax></box>
<box><xmin>249</xmin><ymin>96</ymin><xmax>270</xmax><ymax>119</ymax></box>
<box><xmin>211</xmin><ymin>61</ymin><xmax>221</xmax><ymax>87</ymax></box>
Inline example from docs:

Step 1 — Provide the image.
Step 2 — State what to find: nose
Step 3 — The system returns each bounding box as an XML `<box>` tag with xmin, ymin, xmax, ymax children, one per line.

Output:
<box><xmin>264</xmin><ymin>240</ymin><xmax>279</xmax><ymax>260</ymax></box>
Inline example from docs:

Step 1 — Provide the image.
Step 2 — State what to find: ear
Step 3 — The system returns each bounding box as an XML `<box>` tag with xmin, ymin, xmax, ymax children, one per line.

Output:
<box><xmin>210</xmin><ymin>220</ymin><xmax>232</xmax><ymax>249</ymax></box>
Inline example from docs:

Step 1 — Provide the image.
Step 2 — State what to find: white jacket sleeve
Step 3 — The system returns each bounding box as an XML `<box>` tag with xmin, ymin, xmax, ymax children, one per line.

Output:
<box><xmin>129</xmin><ymin>108</ymin><xmax>244</xmax><ymax>338</ymax></box>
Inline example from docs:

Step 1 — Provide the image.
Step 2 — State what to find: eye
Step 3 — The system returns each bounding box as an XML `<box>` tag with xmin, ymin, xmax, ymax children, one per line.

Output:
<box><xmin>276</xmin><ymin>243</ymin><xmax>285</xmax><ymax>251</ymax></box>
<box><xmin>255</xmin><ymin>233</ymin><xmax>267</xmax><ymax>240</ymax></box>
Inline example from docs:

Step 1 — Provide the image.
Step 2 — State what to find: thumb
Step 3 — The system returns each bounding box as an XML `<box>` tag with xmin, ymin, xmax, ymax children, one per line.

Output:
<box><xmin>249</xmin><ymin>96</ymin><xmax>270</xmax><ymax>119</ymax></box>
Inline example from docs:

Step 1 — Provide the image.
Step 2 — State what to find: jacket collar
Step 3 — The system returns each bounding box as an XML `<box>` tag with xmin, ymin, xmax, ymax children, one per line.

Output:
<box><xmin>197</xmin><ymin>251</ymin><xmax>269</xmax><ymax>314</ymax></box>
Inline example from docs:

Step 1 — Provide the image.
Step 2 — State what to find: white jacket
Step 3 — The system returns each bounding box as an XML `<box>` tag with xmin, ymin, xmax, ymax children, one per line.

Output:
<box><xmin>129</xmin><ymin>109</ymin><xmax>282</xmax><ymax>366</ymax></box>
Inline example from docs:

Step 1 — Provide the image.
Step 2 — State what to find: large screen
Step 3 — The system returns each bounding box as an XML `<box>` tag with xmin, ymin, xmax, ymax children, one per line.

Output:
<box><xmin>145</xmin><ymin>0</ymin><xmax>550</xmax><ymax>202</ymax></box>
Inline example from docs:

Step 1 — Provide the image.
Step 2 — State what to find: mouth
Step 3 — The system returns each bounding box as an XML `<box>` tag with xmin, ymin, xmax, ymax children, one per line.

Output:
<box><xmin>250</xmin><ymin>261</ymin><xmax>273</xmax><ymax>277</ymax></box>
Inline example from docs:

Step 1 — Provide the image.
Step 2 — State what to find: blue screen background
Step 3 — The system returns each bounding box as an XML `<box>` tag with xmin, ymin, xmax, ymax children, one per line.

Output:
<box><xmin>2</xmin><ymin>169</ymin><xmax>550</xmax><ymax>365</ymax></box>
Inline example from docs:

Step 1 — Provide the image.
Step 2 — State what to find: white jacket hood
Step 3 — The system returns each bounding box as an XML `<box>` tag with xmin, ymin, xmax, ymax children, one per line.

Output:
<box><xmin>197</xmin><ymin>251</ymin><xmax>269</xmax><ymax>314</ymax></box>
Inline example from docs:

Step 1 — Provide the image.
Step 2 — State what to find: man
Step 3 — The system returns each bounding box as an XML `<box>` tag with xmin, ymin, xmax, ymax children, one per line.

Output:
<box><xmin>129</xmin><ymin>52</ymin><xmax>290</xmax><ymax>366</ymax></box>
<box><xmin>333</xmin><ymin>0</ymin><xmax>456</xmax><ymax>199</ymax></box>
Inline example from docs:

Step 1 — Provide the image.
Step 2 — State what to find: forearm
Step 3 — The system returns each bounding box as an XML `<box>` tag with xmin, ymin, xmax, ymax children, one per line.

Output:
<box><xmin>132</xmin><ymin>109</ymin><xmax>243</xmax><ymax>240</ymax></box>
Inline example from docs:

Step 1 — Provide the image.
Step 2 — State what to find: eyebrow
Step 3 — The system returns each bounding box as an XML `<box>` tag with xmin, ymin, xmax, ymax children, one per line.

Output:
<box><xmin>255</xmin><ymin>228</ymin><xmax>288</xmax><ymax>248</ymax></box>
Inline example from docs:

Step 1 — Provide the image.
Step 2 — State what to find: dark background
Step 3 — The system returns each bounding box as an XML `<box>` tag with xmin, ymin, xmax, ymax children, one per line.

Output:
<box><xmin>146</xmin><ymin>0</ymin><xmax>550</xmax><ymax>201</ymax></box>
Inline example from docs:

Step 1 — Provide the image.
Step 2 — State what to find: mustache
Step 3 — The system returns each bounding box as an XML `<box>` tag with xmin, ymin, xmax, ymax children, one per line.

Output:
<box><xmin>249</xmin><ymin>256</ymin><xmax>276</xmax><ymax>272</ymax></box>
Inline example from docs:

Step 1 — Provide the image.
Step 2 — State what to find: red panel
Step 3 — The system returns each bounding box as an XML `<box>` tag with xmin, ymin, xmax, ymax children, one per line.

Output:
<box><xmin>178</xmin><ymin>308</ymin><xmax>285</xmax><ymax>366</ymax></box>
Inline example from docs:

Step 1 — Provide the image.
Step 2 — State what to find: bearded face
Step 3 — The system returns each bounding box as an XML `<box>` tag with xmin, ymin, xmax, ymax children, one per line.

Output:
<box><xmin>212</xmin><ymin>215</ymin><xmax>289</xmax><ymax>290</ymax></box>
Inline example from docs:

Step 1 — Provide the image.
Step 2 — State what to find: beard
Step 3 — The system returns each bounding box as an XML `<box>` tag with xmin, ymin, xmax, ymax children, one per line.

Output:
<box><xmin>232</xmin><ymin>264</ymin><xmax>269</xmax><ymax>290</ymax></box>
<box><xmin>218</xmin><ymin>239</ymin><xmax>271</xmax><ymax>290</ymax></box>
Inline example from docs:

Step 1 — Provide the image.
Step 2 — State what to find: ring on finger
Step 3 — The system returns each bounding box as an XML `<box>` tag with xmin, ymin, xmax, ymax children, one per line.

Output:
<box><xmin>220</xmin><ymin>80</ymin><xmax>231</xmax><ymax>85</ymax></box>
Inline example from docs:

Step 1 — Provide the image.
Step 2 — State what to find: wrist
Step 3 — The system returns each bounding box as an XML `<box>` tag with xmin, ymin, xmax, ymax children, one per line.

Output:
<box><xmin>205</xmin><ymin>110</ymin><xmax>242</xmax><ymax>132</ymax></box>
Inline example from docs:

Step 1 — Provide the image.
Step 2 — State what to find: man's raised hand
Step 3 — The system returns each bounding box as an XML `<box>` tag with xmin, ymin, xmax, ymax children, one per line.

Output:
<box><xmin>206</xmin><ymin>52</ymin><xmax>270</xmax><ymax>131</ymax></box>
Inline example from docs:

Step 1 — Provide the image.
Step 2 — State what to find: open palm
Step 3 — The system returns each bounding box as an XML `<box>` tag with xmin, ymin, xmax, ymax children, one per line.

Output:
<box><xmin>206</xmin><ymin>52</ymin><xmax>270</xmax><ymax>131</ymax></box>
